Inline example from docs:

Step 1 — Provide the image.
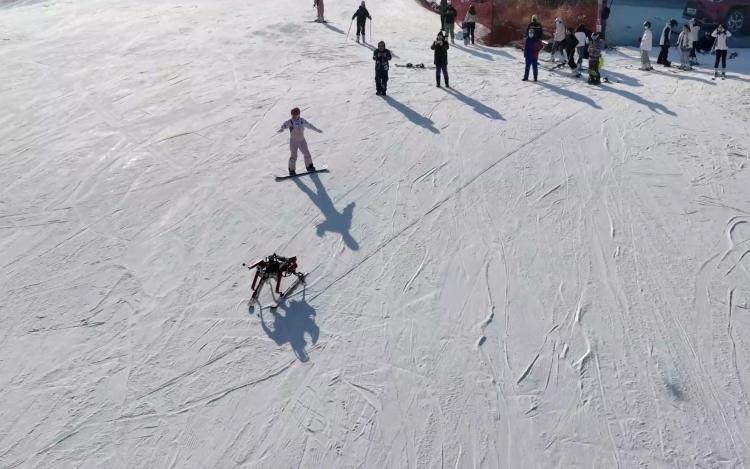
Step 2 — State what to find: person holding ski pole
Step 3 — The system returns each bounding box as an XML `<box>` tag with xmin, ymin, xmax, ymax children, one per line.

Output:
<box><xmin>711</xmin><ymin>24</ymin><xmax>732</xmax><ymax>78</ymax></box>
<box><xmin>373</xmin><ymin>40</ymin><xmax>392</xmax><ymax>95</ymax></box>
<box><xmin>657</xmin><ymin>18</ymin><xmax>677</xmax><ymax>66</ymax></box>
<box><xmin>277</xmin><ymin>108</ymin><xmax>322</xmax><ymax>175</ymax></box>
<box><xmin>522</xmin><ymin>15</ymin><xmax>543</xmax><ymax>82</ymax></box>
<box><xmin>639</xmin><ymin>21</ymin><xmax>654</xmax><ymax>70</ymax></box>
<box><xmin>431</xmin><ymin>31</ymin><xmax>450</xmax><ymax>87</ymax></box>
<box><xmin>352</xmin><ymin>1</ymin><xmax>371</xmax><ymax>44</ymax></box>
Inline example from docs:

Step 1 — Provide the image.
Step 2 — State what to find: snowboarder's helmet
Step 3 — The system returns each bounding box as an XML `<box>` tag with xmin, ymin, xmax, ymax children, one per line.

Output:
<box><xmin>291</xmin><ymin>107</ymin><xmax>300</xmax><ymax>116</ymax></box>
<box><xmin>644</xmin><ymin>21</ymin><xmax>651</xmax><ymax>28</ymax></box>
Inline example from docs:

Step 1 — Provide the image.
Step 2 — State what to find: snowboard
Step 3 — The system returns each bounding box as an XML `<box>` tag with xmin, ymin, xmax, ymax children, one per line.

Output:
<box><xmin>275</xmin><ymin>167</ymin><xmax>329</xmax><ymax>181</ymax></box>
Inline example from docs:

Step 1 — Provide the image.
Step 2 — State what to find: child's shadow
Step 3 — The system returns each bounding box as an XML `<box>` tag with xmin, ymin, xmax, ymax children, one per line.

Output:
<box><xmin>293</xmin><ymin>174</ymin><xmax>359</xmax><ymax>250</ymax></box>
<box><xmin>261</xmin><ymin>299</ymin><xmax>319</xmax><ymax>362</ymax></box>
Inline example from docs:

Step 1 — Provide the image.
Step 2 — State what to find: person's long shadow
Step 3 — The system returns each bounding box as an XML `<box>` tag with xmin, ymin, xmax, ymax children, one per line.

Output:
<box><xmin>452</xmin><ymin>43</ymin><xmax>494</xmax><ymax>61</ymax></box>
<box><xmin>293</xmin><ymin>173</ymin><xmax>360</xmax><ymax>250</ymax></box>
<box><xmin>472</xmin><ymin>44</ymin><xmax>514</xmax><ymax>59</ymax></box>
<box><xmin>537</xmin><ymin>81</ymin><xmax>602</xmax><ymax>109</ymax></box>
<box><xmin>322</xmin><ymin>22</ymin><xmax>346</xmax><ymax>35</ymax></box>
<box><xmin>601</xmin><ymin>86</ymin><xmax>677</xmax><ymax>116</ymax></box>
<box><xmin>383</xmin><ymin>96</ymin><xmax>440</xmax><ymax>133</ymax></box>
<box><xmin>602</xmin><ymin>69</ymin><xmax>641</xmax><ymax>87</ymax></box>
<box><xmin>443</xmin><ymin>87</ymin><xmax>504</xmax><ymax>120</ymax></box>
<box><xmin>260</xmin><ymin>299</ymin><xmax>319</xmax><ymax>362</ymax></box>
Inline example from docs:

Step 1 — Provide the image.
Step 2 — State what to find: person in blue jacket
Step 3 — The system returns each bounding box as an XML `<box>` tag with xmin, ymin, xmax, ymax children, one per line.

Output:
<box><xmin>523</xmin><ymin>15</ymin><xmax>543</xmax><ymax>81</ymax></box>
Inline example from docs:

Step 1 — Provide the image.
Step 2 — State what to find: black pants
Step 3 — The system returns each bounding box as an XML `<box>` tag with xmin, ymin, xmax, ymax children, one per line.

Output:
<box><xmin>375</xmin><ymin>69</ymin><xmax>389</xmax><ymax>93</ymax></box>
<box><xmin>714</xmin><ymin>49</ymin><xmax>727</xmax><ymax>68</ymax></box>
<box><xmin>690</xmin><ymin>41</ymin><xmax>697</xmax><ymax>58</ymax></box>
<box><xmin>465</xmin><ymin>22</ymin><xmax>475</xmax><ymax>43</ymax></box>
<box><xmin>657</xmin><ymin>44</ymin><xmax>670</xmax><ymax>64</ymax></box>
<box><xmin>356</xmin><ymin>22</ymin><xmax>366</xmax><ymax>37</ymax></box>
<box><xmin>567</xmin><ymin>49</ymin><xmax>577</xmax><ymax>69</ymax></box>
<box><xmin>436</xmin><ymin>64</ymin><xmax>449</xmax><ymax>86</ymax></box>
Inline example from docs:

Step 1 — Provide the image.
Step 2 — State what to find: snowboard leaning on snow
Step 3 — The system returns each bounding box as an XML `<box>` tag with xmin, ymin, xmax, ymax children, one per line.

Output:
<box><xmin>275</xmin><ymin>167</ymin><xmax>329</xmax><ymax>181</ymax></box>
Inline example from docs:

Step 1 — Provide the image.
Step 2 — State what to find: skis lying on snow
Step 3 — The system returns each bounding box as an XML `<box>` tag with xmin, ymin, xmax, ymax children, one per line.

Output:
<box><xmin>275</xmin><ymin>167</ymin><xmax>329</xmax><ymax>181</ymax></box>
<box><xmin>269</xmin><ymin>274</ymin><xmax>307</xmax><ymax>309</ymax></box>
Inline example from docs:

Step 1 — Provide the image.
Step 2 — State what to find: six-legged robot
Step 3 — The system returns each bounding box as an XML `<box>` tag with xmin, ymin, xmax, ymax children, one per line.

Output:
<box><xmin>243</xmin><ymin>253</ymin><xmax>305</xmax><ymax>307</ymax></box>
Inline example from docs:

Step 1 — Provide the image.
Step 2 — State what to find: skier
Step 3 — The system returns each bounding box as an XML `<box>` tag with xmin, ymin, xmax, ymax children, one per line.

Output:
<box><xmin>677</xmin><ymin>24</ymin><xmax>692</xmax><ymax>70</ymax></box>
<box><xmin>313</xmin><ymin>0</ymin><xmax>324</xmax><ymax>22</ymax></box>
<box><xmin>574</xmin><ymin>23</ymin><xmax>588</xmax><ymax>77</ymax></box>
<box><xmin>431</xmin><ymin>31</ymin><xmax>450</xmax><ymax>87</ymax></box>
<box><xmin>562</xmin><ymin>28</ymin><xmax>579</xmax><ymax>72</ymax></box>
<box><xmin>244</xmin><ymin>253</ymin><xmax>305</xmax><ymax>301</ymax></box>
<box><xmin>352</xmin><ymin>1</ymin><xmax>371</xmax><ymax>44</ymax></box>
<box><xmin>278</xmin><ymin>108</ymin><xmax>322</xmax><ymax>175</ymax></box>
<box><xmin>657</xmin><ymin>18</ymin><xmax>677</xmax><ymax>66</ymax></box>
<box><xmin>373</xmin><ymin>40</ymin><xmax>392</xmax><ymax>95</ymax></box>
<box><xmin>639</xmin><ymin>21</ymin><xmax>654</xmax><ymax>70</ymax></box>
<box><xmin>463</xmin><ymin>5</ymin><xmax>477</xmax><ymax>45</ymax></box>
<box><xmin>522</xmin><ymin>15</ymin><xmax>543</xmax><ymax>81</ymax></box>
<box><xmin>688</xmin><ymin>18</ymin><xmax>700</xmax><ymax>65</ymax></box>
<box><xmin>550</xmin><ymin>17</ymin><xmax>566</xmax><ymax>63</ymax></box>
<box><xmin>711</xmin><ymin>24</ymin><xmax>732</xmax><ymax>78</ymax></box>
<box><xmin>444</xmin><ymin>1</ymin><xmax>458</xmax><ymax>44</ymax></box>
<box><xmin>587</xmin><ymin>31</ymin><xmax>604</xmax><ymax>84</ymax></box>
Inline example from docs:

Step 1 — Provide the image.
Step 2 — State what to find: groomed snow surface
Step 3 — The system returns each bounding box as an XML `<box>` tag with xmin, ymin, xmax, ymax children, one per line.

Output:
<box><xmin>2</xmin><ymin>0</ymin><xmax>750</xmax><ymax>467</ymax></box>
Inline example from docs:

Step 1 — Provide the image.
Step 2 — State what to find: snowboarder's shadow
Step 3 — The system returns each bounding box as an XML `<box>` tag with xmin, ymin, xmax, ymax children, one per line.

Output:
<box><xmin>537</xmin><ymin>81</ymin><xmax>602</xmax><ymax>109</ymax></box>
<box><xmin>443</xmin><ymin>87</ymin><xmax>504</xmax><ymax>120</ymax></box>
<box><xmin>293</xmin><ymin>173</ymin><xmax>360</xmax><ymax>250</ymax></box>
<box><xmin>260</xmin><ymin>299</ymin><xmax>319</xmax><ymax>362</ymax></box>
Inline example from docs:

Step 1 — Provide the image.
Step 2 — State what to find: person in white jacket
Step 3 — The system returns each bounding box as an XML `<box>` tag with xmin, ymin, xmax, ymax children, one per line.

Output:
<box><xmin>688</xmin><ymin>18</ymin><xmax>700</xmax><ymax>65</ymax></box>
<box><xmin>550</xmin><ymin>17</ymin><xmax>567</xmax><ymax>62</ymax></box>
<box><xmin>463</xmin><ymin>5</ymin><xmax>477</xmax><ymax>45</ymax></box>
<box><xmin>639</xmin><ymin>21</ymin><xmax>653</xmax><ymax>70</ymax></box>
<box><xmin>573</xmin><ymin>24</ymin><xmax>588</xmax><ymax>77</ymax></box>
<box><xmin>677</xmin><ymin>24</ymin><xmax>692</xmax><ymax>70</ymax></box>
<box><xmin>712</xmin><ymin>24</ymin><xmax>732</xmax><ymax>77</ymax></box>
<box><xmin>278</xmin><ymin>107</ymin><xmax>323</xmax><ymax>175</ymax></box>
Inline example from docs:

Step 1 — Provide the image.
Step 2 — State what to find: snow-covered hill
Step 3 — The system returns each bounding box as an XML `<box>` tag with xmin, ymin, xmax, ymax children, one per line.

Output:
<box><xmin>2</xmin><ymin>0</ymin><xmax>750</xmax><ymax>467</ymax></box>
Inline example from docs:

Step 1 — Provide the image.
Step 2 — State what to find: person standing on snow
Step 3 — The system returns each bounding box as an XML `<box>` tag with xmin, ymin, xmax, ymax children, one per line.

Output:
<box><xmin>373</xmin><ymin>41</ymin><xmax>392</xmax><ymax>95</ymax></box>
<box><xmin>550</xmin><ymin>17</ymin><xmax>566</xmax><ymax>63</ymax></box>
<box><xmin>522</xmin><ymin>15</ymin><xmax>543</xmax><ymax>81</ymax></box>
<box><xmin>313</xmin><ymin>0</ymin><xmax>325</xmax><ymax>22</ymax></box>
<box><xmin>574</xmin><ymin>24</ymin><xmax>588</xmax><ymax>77</ymax></box>
<box><xmin>431</xmin><ymin>31</ymin><xmax>450</xmax><ymax>87</ymax></box>
<box><xmin>639</xmin><ymin>21</ymin><xmax>654</xmax><ymax>70</ymax></box>
<box><xmin>352</xmin><ymin>1</ymin><xmax>372</xmax><ymax>44</ymax></box>
<box><xmin>587</xmin><ymin>32</ymin><xmax>604</xmax><ymax>84</ymax></box>
<box><xmin>657</xmin><ymin>18</ymin><xmax>677</xmax><ymax>66</ymax></box>
<box><xmin>278</xmin><ymin>108</ymin><xmax>322</xmax><ymax>175</ymax></box>
<box><xmin>711</xmin><ymin>24</ymin><xmax>732</xmax><ymax>78</ymax></box>
<box><xmin>600</xmin><ymin>0</ymin><xmax>611</xmax><ymax>39</ymax></box>
<box><xmin>443</xmin><ymin>1</ymin><xmax>458</xmax><ymax>44</ymax></box>
<box><xmin>688</xmin><ymin>18</ymin><xmax>700</xmax><ymax>65</ymax></box>
<box><xmin>562</xmin><ymin>28</ymin><xmax>579</xmax><ymax>72</ymax></box>
<box><xmin>463</xmin><ymin>5</ymin><xmax>477</xmax><ymax>45</ymax></box>
<box><xmin>677</xmin><ymin>24</ymin><xmax>692</xmax><ymax>70</ymax></box>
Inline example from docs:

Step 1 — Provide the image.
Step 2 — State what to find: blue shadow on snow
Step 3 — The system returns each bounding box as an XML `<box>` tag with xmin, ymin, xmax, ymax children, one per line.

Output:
<box><xmin>293</xmin><ymin>173</ymin><xmax>359</xmax><ymax>250</ymax></box>
<box><xmin>383</xmin><ymin>96</ymin><xmax>440</xmax><ymax>134</ymax></box>
<box><xmin>261</xmin><ymin>299</ymin><xmax>319</xmax><ymax>362</ymax></box>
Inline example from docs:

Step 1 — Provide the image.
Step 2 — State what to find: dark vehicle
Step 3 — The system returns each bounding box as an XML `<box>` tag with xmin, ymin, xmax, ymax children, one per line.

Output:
<box><xmin>683</xmin><ymin>0</ymin><xmax>749</xmax><ymax>34</ymax></box>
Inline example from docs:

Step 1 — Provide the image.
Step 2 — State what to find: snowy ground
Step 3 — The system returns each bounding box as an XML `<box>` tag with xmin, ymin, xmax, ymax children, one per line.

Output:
<box><xmin>2</xmin><ymin>0</ymin><xmax>750</xmax><ymax>467</ymax></box>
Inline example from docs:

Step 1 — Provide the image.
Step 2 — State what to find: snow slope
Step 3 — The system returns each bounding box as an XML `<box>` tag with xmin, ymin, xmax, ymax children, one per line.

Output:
<box><xmin>2</xmin><ymin>0</ymin><xmax>750</xmax><ymax>467</ymax></box>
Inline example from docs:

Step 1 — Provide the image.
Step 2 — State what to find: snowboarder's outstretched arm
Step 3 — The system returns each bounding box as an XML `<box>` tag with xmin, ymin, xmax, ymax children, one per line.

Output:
<box><xmin>303</xmin><ymin>120</ymin><xmax>323</xmax><ymax>133</ymax></box>
<box><xmin>277</xmin><ymin>119</ymin><xmax>291</xmax><ymax>133</ymax></box>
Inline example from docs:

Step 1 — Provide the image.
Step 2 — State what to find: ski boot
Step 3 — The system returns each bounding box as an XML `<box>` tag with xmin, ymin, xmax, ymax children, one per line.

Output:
<box><xmin>289</xmin><ymin>169</ymin><xmax>296</xmax><ymax>176</ymax></box>
<box><xmin>306</xmin><ymin>164</ymin><xmax>316</xmax><ymax>172</ymax></box>
<box><xmin>721</xmin><ymin>71</ymin><xmax>726</xmax><ymax>78</ymax></box>
<box><xmin>714</xmin><ymin>70</ymin><xmax>719</xmax><ymax>78</ymax></box>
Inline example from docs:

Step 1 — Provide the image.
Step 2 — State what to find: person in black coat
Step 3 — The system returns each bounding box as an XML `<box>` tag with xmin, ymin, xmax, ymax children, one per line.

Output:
<box><xmin>373</xmin><ymin>41</ymin><xmax>392</xmax><ymax>95</ymax></box>
<box><xmin>352</xmin><ymin>1</ymin><xmax>372</xmax><ymax>44</ymax></box>
<box><xmin>431</xmin><ymin>31</ymin><xmax>450</xmax><ymax>87</ymax></box>
<box><xmin>562</xmin><ymin>28</ymin><xmax>579</xmax><ymax>71</ymax></box>
<box><xmin>444</xmin><ymin>1</ymin><xmax>458</xmax><ymax>44</ymax></box>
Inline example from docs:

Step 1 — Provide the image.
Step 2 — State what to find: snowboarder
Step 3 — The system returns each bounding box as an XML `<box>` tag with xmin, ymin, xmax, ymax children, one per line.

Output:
<box><xmin>574</xmin><ymin>24</ymin><xmax>588</xmax><ymax>77</ymax></box>
<box><xmin>444</xmin><ymin>1</ymin><xmax>458</xmax><ymax>44</ymax></box>
<box><xmin>639</xmin><ymin>21</ymin><xmax>654</xmax><ymax>70</ymax></box>
<box><xmin>432</xmin><ymin>31</ymin><xmax>450</xmax><ymax>87</ymax></box>
<box><xmin>688</xmin><ymin>18</ymin><xmax>700</xmax><ymax>65</ymax></box>
<box><xmin>522</xmin><ymin>15</ymin><xmax>543</xmax><ymax>81</ymax></box>
<box><xmin>463</xmin><ymin>5</ymin><xmax>477</xmax><ymax>45</ymax></box>
<box><xmin>587</xmin><ymin>32</ymin><xmax>603</xmax><ymax>84</ymax></box>
<box><xmin>352</xmin><ymin>1</ymin><xmax>371</xmax><ymax>44</ymax></box>
<box><xmin>278</xmin><ymin>108</ymin><xmax>322</xmax><ymax>175</ymax></box>
<box><xmin>712</xmin><ymin>24</ymin><xmax>732</xmax><ymax>78</ymax></box>
<box><xmin>244</xmin><ymin>254</ymin><xmax>305</xmax><ymax>302</ymax></box>
<box><xmin>373</xmin><ymin>40</ymin><xmax>392</xmax><ymax>95</ymax></box>
<box><xmin>313</xmin><ymin>0</ymin><xmax>324</xmax><ymax>22</ymax></box>
<box><xmin>550</xmin><ymin>17</ymin><xmax>566</xmax><ymax>63</ymax></box>
<box><xmin>677</xmin><ymin>24</ymin><xmax>692</xmax><ymax>70</ymax></box>
<box><xmin>657</xmin><ymin>18</ymin><xmax>677</xmax><ymax>66</ymax></box>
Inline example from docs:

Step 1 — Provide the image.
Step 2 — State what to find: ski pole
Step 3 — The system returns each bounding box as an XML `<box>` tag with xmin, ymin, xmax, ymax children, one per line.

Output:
<box><xmin>346</xmin><ymin>19</ymin><xmax>353</xmax><ymax>41</ymax></box>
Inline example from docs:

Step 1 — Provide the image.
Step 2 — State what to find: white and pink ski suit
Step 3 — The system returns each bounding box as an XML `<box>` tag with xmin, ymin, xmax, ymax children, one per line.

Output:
<box><xmin>278</xmin><ymin>117</ymin><xmax>322</xmax><ymax>171</ymax></box>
